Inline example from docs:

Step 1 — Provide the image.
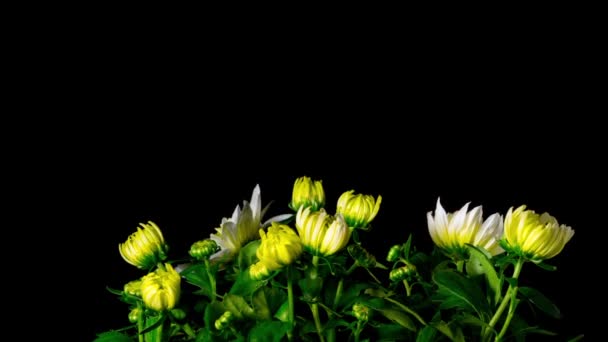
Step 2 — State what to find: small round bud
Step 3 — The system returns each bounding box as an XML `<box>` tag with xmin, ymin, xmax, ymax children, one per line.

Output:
<box><xmin>189</xmin><ymin>240</ymin><xmax>220</xmax><ymax>260</ymax></box>
<box><xmin>128</xmin><ymin>307</ymin><xmax>142</xmax><ymax>323</ymax></box>
<box><xmin>352</xmin><ymin>303</ymin><xmax>370</xmax><ymax>322</ymax></box>
<box><xmin>386</xmin><ymin>245</ymin><xmax>402</xmax><ymax>262</ymax></box>
<box><xmin>215</xmin><ymin>311</ymin><xmax>233</xmax><ymax>330</ymax></box>
<box><xmin>389</xmin><ymin>265</ymin><xmax>417</xmax><ymax>282</ymax></box>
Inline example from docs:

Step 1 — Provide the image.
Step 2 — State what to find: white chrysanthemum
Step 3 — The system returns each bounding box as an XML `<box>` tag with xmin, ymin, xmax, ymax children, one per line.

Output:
<box><xmin>209</xmin><ymin>185</ymin><xmax>292</xmax><ymax>262</ymax></box>
<box><xmin>427</xmin><ymin>198</ymin><xmax>504</xmax><ymax>256</ymax></box>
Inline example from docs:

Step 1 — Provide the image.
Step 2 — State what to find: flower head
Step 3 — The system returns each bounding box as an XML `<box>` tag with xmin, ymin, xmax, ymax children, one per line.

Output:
<box><xmin>250</xmin><ymin>223</ymin><xmax>302</xmax><ymax>280</ymax></box>
<box><xmin>124</xmin><ymin>279</ymin><xmax>142</xmax><ymax>297</ymax></box>
<box><xmin>503</xmin><ymin>205</ymin><xmax>574</xmax><ymax>262</ymax></box>
<box><xmin>295</xmin><ymin>206</ymin><xmax>351</xmax><ymax>256</ymax></box>
<box><xmin>189</xmin><ymin>239</ymin><xmax>220</xmax><ymax>261</ymax></box>
<box><xmin>141</xmin><ymin>263</ymin><xmax>181</xmax><ymax>312</ymax></box>
<box><xmin>337</xmin><ymin>190</ymin><xmax>382</xmax><ymax>229</ymax></box>
<box><xmin>119</xmin><ymin>221</ymin><xmax>168</xmax><ymax>269</ymax></box>
<box><xmin>289</xmin><ymin>176</ymin><xmax>325</xmax><ymax>212</ymax></box>
<box><xmin>210</xmin><ymin>185</ymin><xmax>290</xmax><ymax>262</ymax></box>
<box><xmin>427</xmin><ymin>199</ymin><xmax>504</xmax><ymax>257</ymax></box>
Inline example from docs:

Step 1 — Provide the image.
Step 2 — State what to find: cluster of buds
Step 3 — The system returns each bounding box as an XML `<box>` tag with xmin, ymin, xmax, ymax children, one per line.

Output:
<box><xmin>352</xmin><ymin>303</ymin><xmax>370</xmax><ymax>322</ymax></box>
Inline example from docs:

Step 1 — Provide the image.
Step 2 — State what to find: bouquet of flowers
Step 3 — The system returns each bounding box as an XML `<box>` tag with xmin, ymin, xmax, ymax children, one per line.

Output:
<box><xmin>95</xmin><ymin>176</ymin><xmax>578</xmax><ymax>342</ymax></box>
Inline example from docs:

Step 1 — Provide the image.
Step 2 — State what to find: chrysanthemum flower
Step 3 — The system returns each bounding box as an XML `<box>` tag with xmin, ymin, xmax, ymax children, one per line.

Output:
<box><xmin>503</xmin><ymin>205</ymin><xmax>574</xmax><ymax>262</ymax></box>
<box><xmin>119</xmin><ymin>221</ymin><xmax>168</xmax><ymax>269</ymax></box>
<box><xmin>250</xmin><ymin>223</ymin><xmax>302</xmax><ymax>280</ymax></box>
<box><xmin>295</xmin><ymin>206</ymin><xmax>351</xmax><ymax>256</ymax></box>
<box><xmin>289</xmin><ymin>176</ymin><xmax>325</xmax><ymax>212</ymax></box>
<box><xmin>210</xmin><ymin>185</ymin><xmax>292</xmax><ymax>262</ymax></box>
<box><xmin>427</xmin><ymin>199</ymin><xmax>504</xmax><ymax>257</ymax></box>
<box><xmin>141</xmin><ymin>263</ymin><xmax>181</xmax><ymax>312</ymax></box>
<box><xmin>336</xmin><ymin>190</ymin><xmax>382</xmax><ymax>229</ymax></box>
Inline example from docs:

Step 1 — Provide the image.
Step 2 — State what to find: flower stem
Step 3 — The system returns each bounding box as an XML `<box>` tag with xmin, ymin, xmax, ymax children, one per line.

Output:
<box><xmin>204</xmin><ymin>260</ymin><xmax>217</xmax><ymax>303</ymax></box>
<box><xmin>310</xmin><ymin>256</ymin><xmax>326</xmax><ymax>342</ymax></box>
<box><xmin>137</xmin><ymin>302</ymin><xmax>144</xmax><ymax>342</ymax></box>
<box><xmin>327</xmin><ymin>278</ymin><xmax>345</xmax><ymax>342</ymax></box>
<box><xmin>484</xmin><ymin>258</ymin><xmax>525</xmax><ymax>341</ymax></box>
<box><xmin>345</xmin><ymin>262</ymin><xmax>358</xmax><ymax>276</ymax></box>
<box><xmin>156</xmin><ymin>317</ymin><xmax>163</xmax><ymax>342</ymax></box>
<box><xmin>402</xmin><ymin>279</ymin><xmax>412</xmax><ymax>297</ymax></box>
<box><xmin>287</xmin><ymin>265</ymin><xmax>295</xmax><ymax>341</ymax></box>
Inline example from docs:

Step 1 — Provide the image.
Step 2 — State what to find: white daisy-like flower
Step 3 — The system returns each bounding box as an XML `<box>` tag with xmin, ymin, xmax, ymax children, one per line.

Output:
<box><xmin>427</xmin><ymin>198</ymin><xmax>504</xmax><ymax>257</ymax></box>
<box><xmin>209</xmin><ymin>185</ymin><xmax>292</xmax><ymax>262</ymax></box>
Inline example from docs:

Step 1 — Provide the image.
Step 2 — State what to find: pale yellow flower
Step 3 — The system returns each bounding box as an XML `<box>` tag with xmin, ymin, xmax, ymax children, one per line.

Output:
<box><xmin>249</xmin><ymin>223</ymin><xmax>302</xmax><ymax>280</ymax></box>
<box><xmin>336</xmin><ymin>190</ymin><xmax>382</xmax><ymax>229</ymax></box>
<box><xmin>503</xmin><ymin>205</ymin><xmax>574</xmax><ymax>262</ymax></box>
<box><xmin>141</xmin><ymin>263</ymin><xmax>181</xmax><ymax>312</ymax></box>
<box><xmin>289</xmin><ymin>176</ymin><xmax>325</xmax><ymax>211</ymax></box>
<box><xmin>427</xmin><ymin>199</ymin><xmax>504</xmax><ymax>256</ymax></box>
<box><xmin>119</xmin><ymin>221</ymin><xmax>167</xmax><ymax>269</ymax></box>
<box><xmin>295</xmin><ymin>206</ymin><xmax>351</xmax><ymax>256</ymax></box>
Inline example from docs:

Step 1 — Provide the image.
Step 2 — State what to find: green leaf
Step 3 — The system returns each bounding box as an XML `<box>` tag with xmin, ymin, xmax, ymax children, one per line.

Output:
<box><xmin>533</xmin><ymin>261</ymin><xmax>557</xmax><ymax>271</ymax></box>
<box><xmin>519</xmin><ymin>286</ymin><xmax>561</xmax><ymax>319</ymax></box>
<box><xmin>374</xmin><ymin>323</ymin><xmax>411</xmax><ymax>341</ymax></box>
<box><xmin>251</xmin><ymin>288</ymin><xmax>272</xmax><ymax>320</ymax></box>
<box><xmin>181</xmin><ymin>264</ymin><xmax>213</xmax><ymax>298</ymax></box>
<box><xmin>378</xmin><ymin>308</ymin><xmax>416</xmax><ymax>331</ymax></box>
<box><xmin>415</xmin><ymin>325</ymin><xmax>437</xmax><ymax>342</ymax></box>
<box><xmin>403</xmin><ymin>234</ymin><xmax>413</xmax><ymax>259</ymax></box>
<box><xmin>229</xmin><ymin>268</ymin><xmax>264</xmax><ymax>296</ymax></box>
<box><xmin>238</xmin><ymin>240</ymin><xmax>261</xmax><ymax>271</ymax></box>
<box><xmin>298</xmin><ymin>274</ymin><xmax>323</xmax><ymax>302</ymax></box>
<box><xmin>465</xmin><ymin>244</ymin><xmax>501</xmax><ymax>305</ymax></box>
<box><xmin>248</xmin><ymin>321</ymin><xmax>289</xmax><ymax>342</ymax></box>
<box><xmin>433</xmin><ymin>270</ymin><xmax>489</xmax><ymax>316</ymax></box>
<box><xmin>94</xmin><ymin>331</ymin><xmax>134</xmax><ymax>342</ymax></box>
<box><xmin>431</xmin><ymin>321</ymin><xmax>465</xmax><ymax>342</ymax></box>
<box><xmin>223</xmin><ymin>293</ymin><xmax>255</xmax><ymax>319</ymax></box>
<box><xmin>273</xmin><ymin>300</ymin><xmax>289</xmax><ymax>322</ymax></box>
<box><xmin>567</xmin><ymin>334</ymin><xmax>585</xmax><ymax>342</ymax></box>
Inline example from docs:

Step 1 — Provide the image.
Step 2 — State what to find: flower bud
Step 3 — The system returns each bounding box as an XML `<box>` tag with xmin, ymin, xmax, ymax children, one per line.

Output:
<box><xmin>170</xmin><ymin>308</ymin><xmax>186</xmax><ymax>320</ymax></box>
<box><xmin>124</xmin><ymin>279</ymin><xmax>142</xmax><ymax>297</ymax></box>
<box><xmin>189</xmin><ymin>239</ymin><xmax>220</xmax><ymax>261</ymax></box>
<box><xmin>141</xmin><ymin>263</ymin><xmax>181</xmax><ymax>312</ymax></box>
<box><xmin>128</xmin><ymin>307</ymin><xmax>142</xmax><ymax>323</ymax></box>
<box><xmin>353</xmin><ymin>303</ymin><xmax>370</xmax><ymax>322</ymax></box>
<box><xmin>348</xmin><ymin>244</ymin><xmax>376</xmax><ymax>268</ymax></box>
<box><xmin>119</xmin><ymin>221</ymin><xmax>168</xmax><ymax>269</ymax></box>
<box><xmin>215</xmin><ymin>311</ymin><xmax>233</xmax><ymax>330</ymax></box>
<box><xmin>295</xmin><ymin>207</ymin><xmax>351</xmax><ymax>256</ymax></box>
<box><xmin>250</xmin><ymin>223</ymin><xmax>303</xmax><ymax>279</ymax></box>
<box><xmin>337</xmin><ymin>190</ymin><xmax>382</xmax><ymax>229</ymax></box>
<box><xmin>289</xmin><ymin>176</ymin><xmax>325</xmax><ymax>212</ymax></box>
<box><xmin>389</xmin><ymin>265</ymin><xmax>417</xmax><ymax>282</ymax></box>
<box><xmin>386</xmin><ymin>245</ymin><xmax>402</xmax><ymax>262</ymax></box>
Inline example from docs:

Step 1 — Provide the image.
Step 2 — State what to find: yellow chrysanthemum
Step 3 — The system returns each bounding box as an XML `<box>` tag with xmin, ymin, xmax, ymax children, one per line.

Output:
<box><xmin>336</xmin><ymin>190</ymin><xmax>382</xmax><ymax>229</ymax></box>
<box><xmin>141</xmin><ymin>263</ymin><xmax>181</xmax><ymax>312</ymax></box>
<box><xmin>249</xmin><ymin>223</ymin><xmax>302</xmax><ymax>280</ymax></box>
<box><xmin>427</xmin><ymin>199</ymin><xmax>504</xmax><ymax>257</ymax></box>
<box><xmin>295</xmin><ymin>206</ymin><xmax>351</xmax><ymax>256</ymax></box>
<box><xmin>503</xmin><ymin>205</ymin><xmax>574</xmax><ymax>262</ymax></box>
<box><xmin>119</xmin><ymin>221</ymin><xmax>168</xmax><ymax>269</ymax></box>
<box><xmin>289</xmin><ymin>176</ymin><xmax>325</xmax><ymax>212</ymax></box>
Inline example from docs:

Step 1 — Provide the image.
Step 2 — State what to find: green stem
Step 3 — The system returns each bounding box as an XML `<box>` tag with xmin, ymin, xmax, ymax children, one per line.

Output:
<box><xmin>353</xmin><ymin>321</ymin><xmax>363</xmax><ymax>342</ymax></box>
<box><xmin>345</xmin><ymin>262</ymin><xmax>358</xmax><ymax>275</ymax></box>
<box><xmin>204</xmin><ymin>260</ymin><xmax>217</xmax><ymax>303</ymax></box>
<box><xmin>287</xmin><ymin>265</ymin><xmax>295</xmax><ymax>341</ymax></box>
<box><xmin>402</xmin><ymin>279</ymin><xmax>412</xmax><ymax>297</ymax></box>
<box><xmin>496</xmin><ymin>295</ymin><xmax>518</xmax><ymax>341</ymax></box>
<box><xmin>137</xmin><ymin>302</ymin><xmax>144</xmax><ymax>342</ymax></box>
<box><xmin>182</xmin><ymin>323</ymin><xmax>196</xmax><ymax>338</ymax></box>
<box><xmin>327</xmin><ymin>278</ymin><xmax>345</xmax><ymax>342</ymax></box>
<box><xmin>484</xmin><ymin>258</ymin><xmax>525</xmax><ymax>341</ymax></box>
<box><xmin>156</xmin><ymin>318</ymin><xmax>163</xmax><ymax>342</ymax></box>
<box><xmin>310</xmin><ymin>256</ymin><xmax>326</xmax><ymax>342</ymax></box>
<box><xmin>384</xmin><ymin>297</ymin><xmax>427</xmax><ymax>326</ymax></box>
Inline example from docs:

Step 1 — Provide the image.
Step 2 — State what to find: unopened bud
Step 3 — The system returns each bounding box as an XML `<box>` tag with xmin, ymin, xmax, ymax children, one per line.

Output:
<box><xmin>348</xmin><ymin>244</ymin><xmax>376</xmax><ymax>268</ymax></box>
<box><xmin>189</xmin><ymin>240</ymin><xmax>219</xmax><ymax>260</ymax></box>
<box><xmin>353</xmin><ymin>303</ymin><xmax>370</xmax><ymax>322</ymax></box>
<box><xmin>215</xmin><ymin>311</ymin><xmax>233</xmax><ymax>330</ymax></box>
<box><xmin>386</xmin><ymin>245</ymin><xmax>402</xmax><ymax>262</ymax></box>
<box><xmin>389</xmin><ymin>265</ymin><xmax>417</xmax><ymax>282</ymax></box>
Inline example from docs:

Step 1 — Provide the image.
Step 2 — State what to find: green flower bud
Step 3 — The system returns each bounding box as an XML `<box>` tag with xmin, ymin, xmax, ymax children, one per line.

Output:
<box><xmin>141</xmin><ymin>263</ymin><xmax>181</xmax><ymax>312</ymax></box>
<box><xmin>389</xmin><ymin>265</ymin><xmax>417</xmax><ymax>282</ymax></box>
<box><xmin>348</xmin><ymin>244</ymin><xmax>376</xmax><ymax>268</ymax></box>
<box><xmin>170</xmin><ymin>308</ymin><xmax>186</xmax><ymax>320</ymax></box>
<box><xmin>352</xmin><ymin>303</ymin><xmax>370</xmax><ymax>322</ymax></box>
<box><xmin>124</xmin><ymin>279</ymin><xmax>142</xmax><ymax>297</ymax></box>
<box><xmin>128</xmin><ymin>307</ymin><xmax>142</xmax><ymax>323</ymax></box>
<box><xmin>215</xmin><ymin>311</ymin><xmax>233</xmax><ymax>330</ymax></box>
<box><xmin>189</xmin><ymin>239</ymin><xmax>220</xmax><ymax>260</ymax></box>
<box><xmin>386</xmin><ymin>245</ymin><xmax>402</xmax><ymax>262</ymax></box>
<box><xmin>289</xmin><ymin>176</ymin><xmax>325</xmax><ymax>212</ymax></box>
